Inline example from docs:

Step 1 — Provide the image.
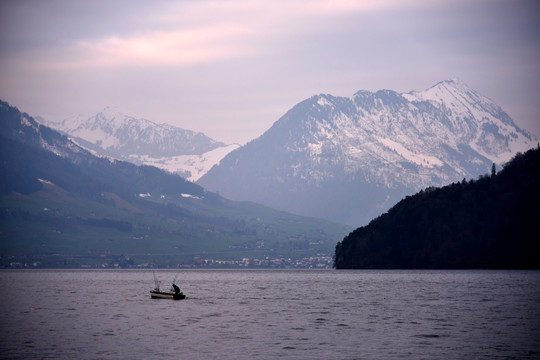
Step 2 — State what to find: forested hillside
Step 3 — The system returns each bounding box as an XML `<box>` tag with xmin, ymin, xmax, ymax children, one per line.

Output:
<box><xmin>334</xmin><ymin>147</ymin><xmax>540</xmax><ymax>269</ymax></box>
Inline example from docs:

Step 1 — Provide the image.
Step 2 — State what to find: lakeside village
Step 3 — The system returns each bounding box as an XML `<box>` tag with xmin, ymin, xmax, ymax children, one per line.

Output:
<box><xmin>4</xmin><ymin>253</ymin><xmax>335</xmax><ymax>269</ymax></box>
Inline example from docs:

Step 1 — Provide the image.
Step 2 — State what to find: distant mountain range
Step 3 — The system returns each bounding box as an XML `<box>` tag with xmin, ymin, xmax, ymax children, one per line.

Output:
<box><xmin>37</xmin><ymin>107</ymin><xmax>239</xmax><ymax>181</ymax></box>
<box><xmin>30</xmin><ymin>79</ymin><xmax>538</xmax><ymax>227</ymax></box>
<box><xmin>198</xmin><ymin>79</ymin><xmax>538</xmax><ymax>225</ymax></box>
<box><xmin>1</xmin><ymin>100</ymin><xmax>350</xmax><ymax>268</ymax></box>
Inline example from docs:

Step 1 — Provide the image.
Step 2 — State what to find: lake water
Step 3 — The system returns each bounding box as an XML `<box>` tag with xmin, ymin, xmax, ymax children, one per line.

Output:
<box><xmin>0</xmin><ymin>270</ymin><xmax>539</xmax><ymax>359</ymax></box>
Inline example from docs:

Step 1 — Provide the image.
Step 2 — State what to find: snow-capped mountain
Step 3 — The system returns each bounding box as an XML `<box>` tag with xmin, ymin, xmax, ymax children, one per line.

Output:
<box><xmin>1</xmin><ymin>99</ymin><xmax>204</xmax><ymax>199</ymax></box>
<box><xmin>198</xmin><ymin>79</ymin><xmax>538</xmax><ymax>226</ymax></box>
<box><xmin>38</xmin><ymin>107</ymin><xmax>237</xmax><ymax>181</ymax></box>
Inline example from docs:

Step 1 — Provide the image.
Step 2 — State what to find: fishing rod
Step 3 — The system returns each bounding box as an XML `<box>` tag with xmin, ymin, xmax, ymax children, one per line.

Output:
<box><xmin>171</xmin><ymin>272</ymin><xmax>180</xmax><ymax>285</ymax></box>
<box><xmin>152</xmin><ymin>270</ymin><xmax>160</xmax><ymax>290</ymax></box>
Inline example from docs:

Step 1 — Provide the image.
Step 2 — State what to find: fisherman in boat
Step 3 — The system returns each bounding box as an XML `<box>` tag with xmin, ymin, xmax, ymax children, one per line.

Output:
<box><xmin>171</xmin><ymin>283</ymin><xmax>185</xmax><ymax>300</ymax></box>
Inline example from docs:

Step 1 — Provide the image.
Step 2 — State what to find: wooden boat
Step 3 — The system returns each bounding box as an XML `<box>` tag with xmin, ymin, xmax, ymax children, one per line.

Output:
<box><xmin>150</xmin><ymin>272</ymin><xmax>186</xmax><ymax>300</ymax></box>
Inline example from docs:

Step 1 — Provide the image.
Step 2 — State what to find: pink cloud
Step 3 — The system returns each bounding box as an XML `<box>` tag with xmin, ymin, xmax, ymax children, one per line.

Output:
<box><xmin>27</xmin><ymin>0</ymin><xmax>398</xmax><ymax>69</ymax></box>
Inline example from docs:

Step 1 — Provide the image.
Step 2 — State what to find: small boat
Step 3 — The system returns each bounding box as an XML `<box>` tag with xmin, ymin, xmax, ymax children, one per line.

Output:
<box><xmin>150</xmin><ymin>284</ymin><xmax>186</xmax><ymax>300</ymax></box>
<box><xmin>150</xmin><ymin>271</ymin><xmax>186</xmax><ymax>300</ymax></box>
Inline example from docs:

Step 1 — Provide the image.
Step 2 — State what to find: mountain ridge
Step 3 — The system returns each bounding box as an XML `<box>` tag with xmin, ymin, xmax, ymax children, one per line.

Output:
<box><xmin>38</xmin><ymin>107</ymin><xmax>238</xmax><ymax>181</ymax></box>
<box><xmin>198</xmin><ymin>80</ymin><xmax>538</xmax><ymax>226</ymax></box>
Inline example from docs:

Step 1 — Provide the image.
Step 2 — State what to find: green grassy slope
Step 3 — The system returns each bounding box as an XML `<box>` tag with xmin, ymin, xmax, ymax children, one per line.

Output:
<box><xmin>1</xmin><ymin>181</ymin><xmax>350</xmax><ymax>268</ymax></box>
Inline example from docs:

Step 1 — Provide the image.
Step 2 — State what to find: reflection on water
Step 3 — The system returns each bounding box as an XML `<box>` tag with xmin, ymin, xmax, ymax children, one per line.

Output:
<box><xmin>0</xmin><ymin>270</ymin><xmax>539</xmax><ymax>359</ymax></box>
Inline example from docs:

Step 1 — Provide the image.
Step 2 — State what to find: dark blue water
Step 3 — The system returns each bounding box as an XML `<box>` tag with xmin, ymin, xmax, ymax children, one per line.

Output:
<box><xmin>1</xmin><ymin>270</ymin><xmax>539</xmax><ymax>359</ymax></box>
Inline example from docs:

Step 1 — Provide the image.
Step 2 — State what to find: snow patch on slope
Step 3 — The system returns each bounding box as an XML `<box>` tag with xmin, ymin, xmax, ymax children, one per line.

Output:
<box><xmin>376</xmin><ymin>137</ymin><xmax>443</xmax><ymax>168</ymax></box>
<box><xmin>131</xmin><ymin>143</ymin><xmax>240</xmax><ymax>181</ymax></box>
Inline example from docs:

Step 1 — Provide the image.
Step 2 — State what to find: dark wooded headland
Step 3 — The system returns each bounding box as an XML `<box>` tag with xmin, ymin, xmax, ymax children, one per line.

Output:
<box><xmin>334</xmin><ymin>147</ymin><xmax>540</xmax><ymax>269</ymax></box>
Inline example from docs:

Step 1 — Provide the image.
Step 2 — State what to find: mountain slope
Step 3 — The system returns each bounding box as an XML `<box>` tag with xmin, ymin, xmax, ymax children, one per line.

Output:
<box><xmin>38</xmin><ymin>107</ymin><xmax>238</xmax><ymax>181</ymax></box>
<box><xmin>1</xmin><ymin>100</ymin><xmax>351</xmax><ymax>268</ymax></box>
<box><xmin>198</xmin><ymin>80</ymin><xmax>538</xmax><ymax>225</ymax></box>
<box><xmin>334</xmin><ymin>147</ymin><xmax>540</xmax><ymax>269</ymax></box>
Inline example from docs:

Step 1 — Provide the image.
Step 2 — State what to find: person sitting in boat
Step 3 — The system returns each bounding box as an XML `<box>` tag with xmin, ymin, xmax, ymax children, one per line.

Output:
<box><xmin>172</xmin><ymin>283</ymin><xmax>181</xmax><ymax>295</ymax></box>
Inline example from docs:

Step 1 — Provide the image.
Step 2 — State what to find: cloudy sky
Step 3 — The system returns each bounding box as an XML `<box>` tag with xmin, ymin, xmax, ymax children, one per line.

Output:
<box><xmin>1</xmin><ymin>0</ymin><xmax>539</xmax><ymax>144</ymax></box>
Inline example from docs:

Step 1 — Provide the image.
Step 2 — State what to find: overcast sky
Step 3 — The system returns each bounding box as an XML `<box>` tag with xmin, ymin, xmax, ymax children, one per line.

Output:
<box><xmin>1</xmin><ymin>0</ymin><xmax>539</xmax><ymax>144</ymax></box>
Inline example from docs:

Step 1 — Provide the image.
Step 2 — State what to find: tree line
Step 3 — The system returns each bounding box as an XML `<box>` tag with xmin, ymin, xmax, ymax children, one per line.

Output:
<box><xmin>334</xmin><ymin>147</ymin><xmax>540</xmax><ymax>269</ymax></box>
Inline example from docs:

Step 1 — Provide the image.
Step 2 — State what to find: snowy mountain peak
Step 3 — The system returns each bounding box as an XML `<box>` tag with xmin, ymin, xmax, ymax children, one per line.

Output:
<box><xmin>37</xmin><ymin>108</ymin><xmax>236</xmax><ymax>181</ymax></box>
<box><xmin>402</xmin><ymin>79</ymin><xmax>500</xmax><ymax>120</ymax></box>
<box><xmin>402</xmin><ymin>80</ymin><xmax>533</xmax><ymax>162</ymax></box>
<box><xmin>404</xmin><ymin>78</ymin><xmax>477</xmax><ymax>103</ymax></box>
<box><xmin>198</xmin><ymin>80</ymin><xmax>538</xmax><ymax>225</ymax></box>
